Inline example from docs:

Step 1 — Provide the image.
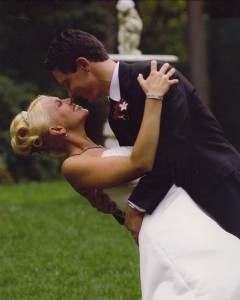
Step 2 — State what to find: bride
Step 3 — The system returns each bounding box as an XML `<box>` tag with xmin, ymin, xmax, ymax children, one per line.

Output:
<box><xmin>10</xmin><ymin>61</ymin><xmax>240</xmax><ymax>300</ymax></box>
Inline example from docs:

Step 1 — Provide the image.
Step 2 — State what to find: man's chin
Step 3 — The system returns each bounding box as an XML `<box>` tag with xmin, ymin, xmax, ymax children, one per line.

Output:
<box><xmin>86</xmin><ymin>96</ymin><xmax>99</xmax><ymax>103</ymax></box>
<box><xmin>81</xmin><ymin>92</ymin><xmax>103</xmax><ymax>103</ymax></box>
<box><xmin>75</xmin><ymin>95</ymin><xmax>96</xmax><ymax>103</ymax></box>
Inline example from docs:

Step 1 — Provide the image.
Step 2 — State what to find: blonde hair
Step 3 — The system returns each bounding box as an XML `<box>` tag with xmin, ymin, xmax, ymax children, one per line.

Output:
<box><xmin>10</xmin><ymin>95</ymin><xmax>66</xmax><ymax>157</ymax></box>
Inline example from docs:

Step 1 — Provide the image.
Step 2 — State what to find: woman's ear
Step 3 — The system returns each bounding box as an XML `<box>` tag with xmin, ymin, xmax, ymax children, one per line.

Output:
<box><xmin>49</xmin><ymin>125</ymin><xmax>67</xmax><ymax>137</ymax></box>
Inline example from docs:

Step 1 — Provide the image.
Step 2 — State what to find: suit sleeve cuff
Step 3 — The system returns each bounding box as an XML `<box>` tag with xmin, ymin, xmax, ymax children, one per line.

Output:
<box><xmin>128</xmin><ymin>201</ymin><xmax>146</xmax><ymax>212</ymax></box>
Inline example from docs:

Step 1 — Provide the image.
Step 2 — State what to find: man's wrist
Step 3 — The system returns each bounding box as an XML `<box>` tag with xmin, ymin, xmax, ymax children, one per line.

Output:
<box><xmin>128</xmin><ymin>201</ymin><xmax>146</xmax><ymax>213</ymax></box>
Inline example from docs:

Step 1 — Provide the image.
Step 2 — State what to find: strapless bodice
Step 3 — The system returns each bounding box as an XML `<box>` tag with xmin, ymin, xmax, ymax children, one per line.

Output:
<box><xmin>102</xmin><ymin>146</ymin><xmax>139</xmax><ymax>212</ymax></box>
<box><xmin>102</xmin><ymin>146</ymin><xmax>133</xmax><ymax>158</ymax></box>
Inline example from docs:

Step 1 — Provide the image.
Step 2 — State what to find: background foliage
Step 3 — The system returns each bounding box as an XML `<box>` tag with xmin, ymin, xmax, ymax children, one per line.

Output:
<box><xmin>207</xmin><ymin>1</ymin><xmax>240</xmax><ymax>149</ymax></box>
<box><xmin>0</xmin><ymin>0</ymin><xmax>240</xmax><ymax>182</ymax></box>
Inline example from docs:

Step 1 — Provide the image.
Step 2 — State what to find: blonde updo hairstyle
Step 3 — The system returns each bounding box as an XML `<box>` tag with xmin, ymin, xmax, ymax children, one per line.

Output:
<box><xmin>10</xmin><ymin>95</ymin><xmax>66</xmax><ymax>157</ymax></box>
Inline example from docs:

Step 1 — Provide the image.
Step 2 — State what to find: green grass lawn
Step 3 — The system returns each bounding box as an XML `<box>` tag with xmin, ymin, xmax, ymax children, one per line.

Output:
<box><xmin>0</xmin><ymin>181</ymin><xmax>140</xmax><ymax>300</ymax></box>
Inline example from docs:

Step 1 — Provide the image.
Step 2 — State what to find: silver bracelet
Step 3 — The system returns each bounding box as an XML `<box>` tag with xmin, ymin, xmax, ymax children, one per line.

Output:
<box><xmin>146</xmin><ymin>94</ymin><xmax>164</xmax><ymax>101</ymax></box>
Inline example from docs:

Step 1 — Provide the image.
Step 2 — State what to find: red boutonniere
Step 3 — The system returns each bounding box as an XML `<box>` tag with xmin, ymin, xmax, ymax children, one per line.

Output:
<box><xmin>113</xmin><ymin>98</ymin><xmax>129</xmax><ymax>120</ymax></box>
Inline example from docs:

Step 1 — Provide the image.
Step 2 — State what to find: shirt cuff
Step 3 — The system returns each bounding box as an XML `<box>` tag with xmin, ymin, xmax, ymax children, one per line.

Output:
<box><xmin>128</xmin><ymin>201</ymin><xmax>146</xmax><ymax>213</ymax></box>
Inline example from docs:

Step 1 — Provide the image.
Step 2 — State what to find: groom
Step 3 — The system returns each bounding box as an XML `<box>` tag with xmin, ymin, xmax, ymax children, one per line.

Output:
<box><xmin>44</xmin><ymin>29</ymin><xmax>240</xmax><ymax>240</ymax></box>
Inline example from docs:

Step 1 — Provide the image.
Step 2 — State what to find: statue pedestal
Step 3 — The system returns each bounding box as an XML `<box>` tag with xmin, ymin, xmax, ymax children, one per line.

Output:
<box><xmin>109</xmin><ymin>54</ymin><xmax>178</xmax><ymax>62</ymax></box>
<box><xmin>103</xmin><ymin>122</ymin><xmax>119</xmax><ymax>148</ymax></box>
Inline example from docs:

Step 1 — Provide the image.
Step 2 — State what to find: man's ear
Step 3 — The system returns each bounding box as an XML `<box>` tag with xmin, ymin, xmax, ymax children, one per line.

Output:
<box><xmin>49</xmin><ymin>125</ymin><xmax>67</xmax><ymax>137</ymax></box>
<box><xmin>76</xmin><ymin>57</ymin><xmax>90</xmax><ymax>71</ymax></box>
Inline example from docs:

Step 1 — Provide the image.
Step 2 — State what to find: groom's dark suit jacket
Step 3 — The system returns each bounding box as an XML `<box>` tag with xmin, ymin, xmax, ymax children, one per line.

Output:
<box><xmin>108</xmin><ymin>61</ymin><xmax>240</xmax><ymax>237</ymax></box>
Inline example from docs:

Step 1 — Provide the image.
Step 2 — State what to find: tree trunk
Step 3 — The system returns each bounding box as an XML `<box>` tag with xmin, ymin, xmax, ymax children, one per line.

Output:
<box><xmin>101</xmin><ymin>0</ymin><xmax>117</xmax><ymax>53</ymax></box>
<box><xmin>187</xmin><ymin>0</ymin><xmax>210</xmax><ymax>106</ymax></box>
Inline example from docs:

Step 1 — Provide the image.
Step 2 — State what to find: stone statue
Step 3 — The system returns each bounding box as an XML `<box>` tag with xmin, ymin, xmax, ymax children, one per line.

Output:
<box><xmin>116</xmin><ymin>0</ymin><xmax>143</xmax><ymax>55</ymax></box>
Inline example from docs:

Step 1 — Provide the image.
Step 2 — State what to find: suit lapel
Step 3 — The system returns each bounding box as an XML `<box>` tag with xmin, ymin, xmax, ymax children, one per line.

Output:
<box><xmin>108</xmin><ymin>64</ymin><xmax>134</xmax><ymax>145</ymax></box>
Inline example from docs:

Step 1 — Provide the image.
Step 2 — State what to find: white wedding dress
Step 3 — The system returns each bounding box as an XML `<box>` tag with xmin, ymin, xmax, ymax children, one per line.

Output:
<box><xmin>102</xmin><ymin>147</ymin><xmax>240</xmax><ymax>300</ymax></box>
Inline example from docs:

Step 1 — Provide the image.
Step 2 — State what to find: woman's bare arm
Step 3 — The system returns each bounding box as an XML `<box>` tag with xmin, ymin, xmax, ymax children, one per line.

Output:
<box><xmin>130</xmin><ymin>61</ymin><xmax>178</xmax><ymax>170</ymax></box>
<box><xmin>62</xmin><ymin>61</ymin><xmax>178</xmax><ymax>190</ymax></box>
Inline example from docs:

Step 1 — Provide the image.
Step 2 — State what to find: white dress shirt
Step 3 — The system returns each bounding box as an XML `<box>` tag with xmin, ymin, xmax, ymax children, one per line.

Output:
<box><xmin>109</xmin><ymin>62</ymin><xmax>121</xmax><ymax>102</ymax></box>
<box><xmin>109</xmin><ymin>61</ymin><xmax>146</xmax><ymax>213</ymax></box>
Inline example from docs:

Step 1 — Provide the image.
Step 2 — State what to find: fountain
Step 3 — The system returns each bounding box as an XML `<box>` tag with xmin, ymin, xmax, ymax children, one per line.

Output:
<box><xmin>104</xmin><ymin>0</ymin><xmax>178</xmax><ymax>147</ymax></box>
<box><xmin>109</xmin><ymin>0</ymin><xmax>178</xmax><ymax>63</ymax></box>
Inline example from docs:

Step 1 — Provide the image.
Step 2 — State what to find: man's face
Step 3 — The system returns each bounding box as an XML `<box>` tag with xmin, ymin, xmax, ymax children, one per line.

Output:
<box><xmin>52</xmin><ymin>66</ymin><xmax>103</xmax><ymax>103</ymax></box>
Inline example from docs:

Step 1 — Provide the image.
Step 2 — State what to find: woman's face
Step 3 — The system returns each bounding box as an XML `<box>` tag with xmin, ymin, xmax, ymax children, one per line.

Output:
<box><xmin>41</xmin><ymin>97</ymin><xmax>89</xmax><ymax>130</ymax></box>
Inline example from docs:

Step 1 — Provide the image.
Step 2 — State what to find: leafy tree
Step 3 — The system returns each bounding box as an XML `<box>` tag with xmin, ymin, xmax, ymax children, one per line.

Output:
<box><xmin>206</xmin><ymin>0</ymin><xmax>240</xmax><ymax>150</ymax></box>
<box><xmin>0</xmin><ymin>0</ymin><xmax>114</xmax><ymax>92</ymax></box>
<box><xmin>0</xmin><ymin>0</ymin><xmax>116</xmax><ymax>181</ymax></box>
<box><xmin>0</xmin><ymin>74</ymin><xmax>61</xmax><ymax>182</ymax></box>
<box><xmin>5</xmin><ymin>0</ymin><xmax>239</xmax><ymax>182</ymax></box>
<box><xmin>137</xmin><ymin>0</ymin><xmax>188</xmax><ymax>71</ymax></box>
